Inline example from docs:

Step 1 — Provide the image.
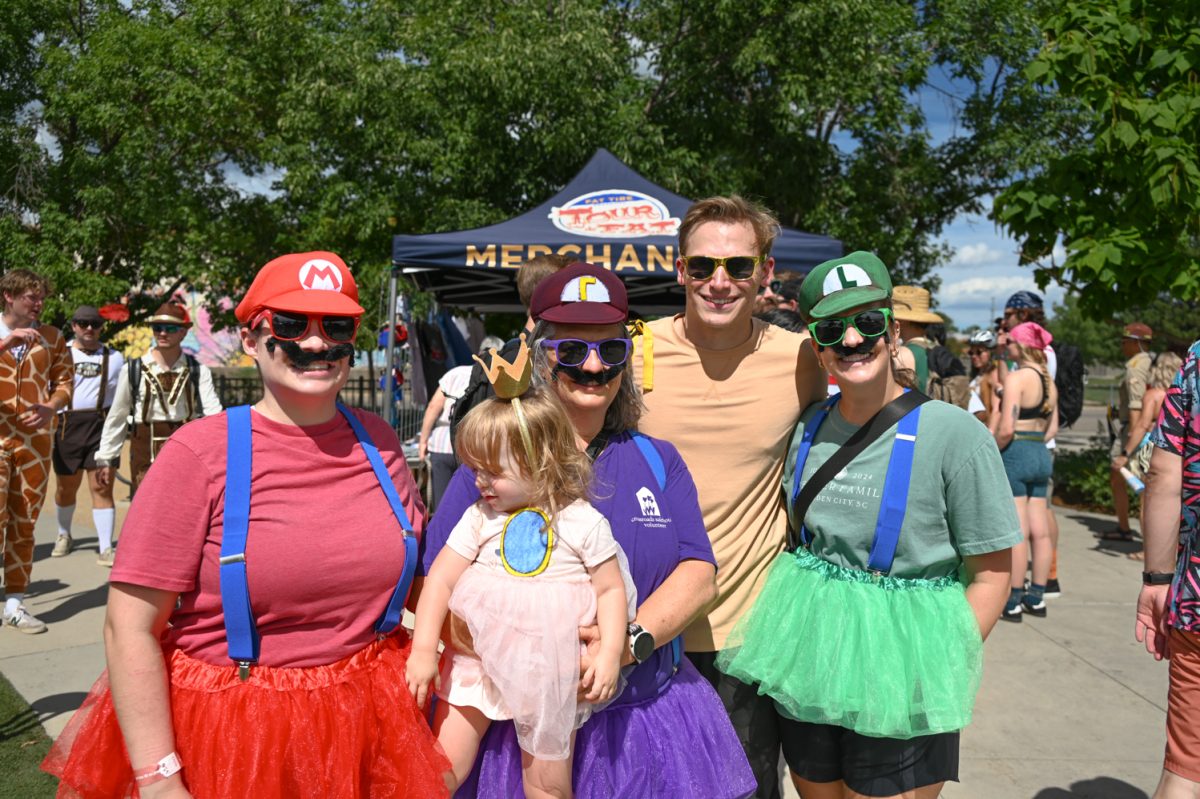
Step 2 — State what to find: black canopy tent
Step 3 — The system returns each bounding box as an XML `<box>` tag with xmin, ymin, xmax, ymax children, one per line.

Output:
<box><xmin>383</xmin><ymin>149</ymin><xmax>842</xmax><ymax>423</ymax></box>
<box><xmin>391</xmin><ymin>148</ymin><xmax>843</xmax><ymax>315</ymax></box>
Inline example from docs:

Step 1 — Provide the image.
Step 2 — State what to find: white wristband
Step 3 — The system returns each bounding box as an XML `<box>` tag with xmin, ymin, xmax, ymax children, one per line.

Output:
<box><xmin>133</xmin><ymin>751</ymin><xmax>182</xmax><ymax>786</ymax></box>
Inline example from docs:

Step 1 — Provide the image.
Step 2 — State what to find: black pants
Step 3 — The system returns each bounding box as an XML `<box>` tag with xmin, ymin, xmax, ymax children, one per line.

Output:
<box><xmin>689</xmin><ymin>651</ymin><xmax>782</xmax><ymax>799</ymax></box>
<box><xmin>428</xmin><ymin>452</ymin><xmax>458</xmax><ymax>513</ymax></box>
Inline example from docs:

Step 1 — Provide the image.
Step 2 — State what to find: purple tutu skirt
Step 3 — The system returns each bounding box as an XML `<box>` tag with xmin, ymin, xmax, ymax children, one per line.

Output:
<box><xmin>455</xmin><ymin>657</ymin><xmax>755</xmax><ymax>799</ymax></box>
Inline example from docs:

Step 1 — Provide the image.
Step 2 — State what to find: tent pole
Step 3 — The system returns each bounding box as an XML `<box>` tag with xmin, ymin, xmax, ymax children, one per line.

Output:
<box><xmin>384</xmin><ymin>263</ymin><xmax>399</xmax><ymax>427</ymax></box>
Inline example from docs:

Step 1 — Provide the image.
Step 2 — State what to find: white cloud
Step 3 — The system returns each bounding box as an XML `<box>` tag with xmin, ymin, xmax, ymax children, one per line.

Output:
<box><xmin>950</xmin><ymin>243</ymin><xmax>1007</xmax><ymax>268</ymax></box>
<box><xmin>940</xmin><ymin>275</ymin><xmax>1034</xmax><ymax>302</ymax></box>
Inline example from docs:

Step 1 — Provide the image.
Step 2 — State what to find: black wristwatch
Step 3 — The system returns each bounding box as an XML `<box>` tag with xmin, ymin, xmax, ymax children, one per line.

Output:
<box><xmin>627</xmin><ymin>623</ymin><xmax>655</xmax><ymax>664</ymax></box>
<box><xmin>1144</xmin><ymin>571</ymin><xmax>1174</xmax><ymax>585</ymax></box>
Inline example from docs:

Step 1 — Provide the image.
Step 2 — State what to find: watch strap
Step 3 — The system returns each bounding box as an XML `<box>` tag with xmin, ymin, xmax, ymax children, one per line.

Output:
<box><xmin>1144</xmin><ymin>571</ymin><xmax>1175</xmax><ymax>585</ymax></box>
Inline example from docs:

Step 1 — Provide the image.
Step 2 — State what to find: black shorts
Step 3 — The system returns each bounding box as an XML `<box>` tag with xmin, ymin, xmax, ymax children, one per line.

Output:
<box><xmin>780</xmin><ymin>717</ymin><xmax>959</xmax><ymax>797</ymax></box>
<box><xmin>52</xmin><ymin>411</ymin><xmax>107</xmax><ymax>476</ymax></box>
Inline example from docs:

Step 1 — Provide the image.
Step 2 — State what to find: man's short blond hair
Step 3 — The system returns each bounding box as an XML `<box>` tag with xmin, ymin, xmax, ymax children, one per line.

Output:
<box><xmin>517</xmin><ymin>254</ymin><xmax>574</xmax><ymax>310</ymax></box>
<box><xmin>0</xmin><ymin>269</ymin><xmax>50</xmax><ymax>308</ymax></box>
<box><xmin>678</xmin><ymin>195</ymin><xmax>781</xmax><ymax>257</ymax></box>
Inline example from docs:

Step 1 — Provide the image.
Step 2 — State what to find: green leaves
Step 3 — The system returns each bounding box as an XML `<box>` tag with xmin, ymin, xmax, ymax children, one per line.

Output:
<box><xmin>0</xmin><ymin>0</ymin><xmax>1069</xmax><ymax>324</ymax></box>
<box><xmin>995</xmin><ymin>0</ymin><xmax>1200</xmax><ymax>314</ymax></box>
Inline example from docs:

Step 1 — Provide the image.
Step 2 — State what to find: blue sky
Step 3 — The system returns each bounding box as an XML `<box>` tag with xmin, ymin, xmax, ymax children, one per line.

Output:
<box><xmin>932</xmin><ymin>202</ymin><xmax>1066</xmax><ymax>331</ymax></box>
<box><xmin>916</xmin><ymin>66</ymin><xmax>1066</xmax><ymax>331</ymax></box>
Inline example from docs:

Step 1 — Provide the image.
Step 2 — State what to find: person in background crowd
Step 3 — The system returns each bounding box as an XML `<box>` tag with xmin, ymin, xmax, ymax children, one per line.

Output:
<box><xmin>631</xmin><ymin>196</ymin><xmax>826</xmax><ymax>799</ymax></box>
<box><xmin>1002</xmin><ymin>290</ymin><xmax>1063</xmax><ymax>598</ymax></box>
<box><xmin>754</xmin><ymin>307</ymin><xmax>805</xmax><ymax>333</ymax></box>
<box><xmin>755</xmin><ymin>274</ymin><xmax>800</xmax><ymax>313</ymax></box>
<box><xmin>966</xmin><ymin>329</ymin><xmax>1000</xmax><ymax>426</ymax></box>
<box><xmin>95</xmin><ymin>302</ymin><xmax>222</xmax><ymax>495</ymax></box>
<box><xmin>448</xmin><ymin>254</ymin><xmax>573</xmax><ymax>443</ymax></box>
<box><xmin>51</xmin><ymin>305</ymin><xmax>125</xmax><ymax>566</ymax></box>
<box><xmin>1117</xmin><ymin>352</ymin><xmax>1183</xmax><ymax>562</ymax></box>
<box><xmin>423</xmin><ymin>261</ymin><xmax>755</xmax><ymax>798</ymax></box>
<box><xmin>995</xmin><ymin>322</ymin><xmax>1058</xmax><ymax>622</ymax></box>
<box><xmin>1106</xmin><ymin>322</ymin><xmax>1156</xmax><ymax>541</ymax></box>
<box><xmin>0</xmin><ymin>268</ymin><xmax>72</xmax><ymax>634</ymax></box>
<box><xmin>418</xmin><ymin>335</ymin><xmax>504</xmax><ymax>511</ymax></box>
<box><xmin>720</xmin><ymin>251</ymin><xmax>1018</xmax><ymax>799</ymax></box>
<box><xmin>1135</xmin><ymin>338</ymin><xmax>1200</xmax><ymax>799</ymax></box>
<box><xmin>44</xmin><ymin>251</ymin><xmax>451</xmax><ymax>797</ymax></box>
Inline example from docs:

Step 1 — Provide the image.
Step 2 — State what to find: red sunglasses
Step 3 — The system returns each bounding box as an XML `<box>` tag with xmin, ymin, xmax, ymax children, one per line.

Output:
<box><xmin>253</xmin><ymin>309</ymin><xmax>360</xmax><ymax>343</ymax></box>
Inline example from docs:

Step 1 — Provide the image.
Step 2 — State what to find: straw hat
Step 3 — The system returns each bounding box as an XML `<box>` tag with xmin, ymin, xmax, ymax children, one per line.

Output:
<box><xmin>892</xmin><ymin>286</ymin><xmax>943</xmax><ymax>325</ymax></box>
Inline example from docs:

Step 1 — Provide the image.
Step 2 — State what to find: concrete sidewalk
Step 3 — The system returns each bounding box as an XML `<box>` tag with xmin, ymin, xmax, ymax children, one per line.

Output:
<box><xmin>1</xmin><ymin>476</ymin><xmax>1169</xmax><ymax>798</ymax></box>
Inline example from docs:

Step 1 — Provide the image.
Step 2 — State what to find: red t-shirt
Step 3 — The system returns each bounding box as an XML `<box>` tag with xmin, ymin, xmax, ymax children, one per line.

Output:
<box><xmin>110</xmin><ymin>407</ymin><xmax>426</xmax><ymax>668</ymax></box>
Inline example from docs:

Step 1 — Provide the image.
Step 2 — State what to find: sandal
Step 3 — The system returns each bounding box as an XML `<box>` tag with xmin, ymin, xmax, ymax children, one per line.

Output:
<box><xmin>1099</xmin><ymin>527</ymin><xmax>1137</xmax><ymax>541</ymax></box>
<box><xmin>1127</xmin><ymin>550</ymin><xmax>1146</xmax><ymax>561</ymax></box>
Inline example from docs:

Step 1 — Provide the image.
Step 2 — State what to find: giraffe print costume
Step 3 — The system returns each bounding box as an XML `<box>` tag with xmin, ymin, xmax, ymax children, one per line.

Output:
<box><xmin>0</xmin><ymin>324</ymin><xmax>72</xmax><ymax>595</ymax></box>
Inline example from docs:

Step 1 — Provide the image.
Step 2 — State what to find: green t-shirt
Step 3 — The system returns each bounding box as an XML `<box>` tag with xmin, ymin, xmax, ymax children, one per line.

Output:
<box><xmin>782</xmin><ymin>399</ymin><xmax>1022</xmax><ymax>579</ymax></box>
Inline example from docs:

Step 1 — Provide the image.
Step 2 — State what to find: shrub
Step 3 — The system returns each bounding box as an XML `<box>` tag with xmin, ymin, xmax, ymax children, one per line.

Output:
<box><xmin>1053</xmin><ymin>445</ymin><xmax>1140</xmax><ymax>515</ymax></box>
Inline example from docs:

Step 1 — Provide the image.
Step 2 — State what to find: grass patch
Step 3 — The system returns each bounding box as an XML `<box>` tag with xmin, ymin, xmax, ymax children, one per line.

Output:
<box><xmin>0</xmin><ymin>670</ymin><xmax>57</xmax><ymax>799</ymax></box>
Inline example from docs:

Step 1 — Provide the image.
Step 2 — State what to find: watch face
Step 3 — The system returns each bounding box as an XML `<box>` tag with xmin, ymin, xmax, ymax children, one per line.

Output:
<box><xmin>632</xmin><ymin>631</ymin><xmax>655</xmax><ymax>663</ymax></box>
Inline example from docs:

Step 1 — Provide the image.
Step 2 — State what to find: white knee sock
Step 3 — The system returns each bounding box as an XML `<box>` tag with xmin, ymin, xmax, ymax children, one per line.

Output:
<box><xmin>94</xmin><ymin>508</ymin><xmax>116</xmax><ymax>553</ymax></box>
<box><xmin>56</xmin><ymin>504</ymin><xmax>75</xmax><ymax>536</ymax></box>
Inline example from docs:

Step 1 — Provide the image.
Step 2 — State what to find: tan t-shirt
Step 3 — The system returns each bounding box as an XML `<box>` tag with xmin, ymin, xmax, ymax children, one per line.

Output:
<box><xmin>631</xmin><ymin>315</ymin><xmax>825</xmax><ymax>651</ymax></box>
<box><xmin>1119</xmin><ymin>350</ymin><xmax>1153</xmax><ymax>422</ymax></box>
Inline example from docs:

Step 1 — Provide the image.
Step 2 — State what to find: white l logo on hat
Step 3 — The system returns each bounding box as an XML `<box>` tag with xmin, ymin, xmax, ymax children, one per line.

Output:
<box><xmin>561</xmin><ymin>276</ymin><xmax>611</xmax><ymax>304</ymax></box>
<box><xmin>822</xmin><ymin>264</ymin><xmax>871</xmax><ymax>297</ymax></box>
<box><xmin>298</xmin><ymin>259</ymin><xmax>344</xmax><ymax>292</ymax></box>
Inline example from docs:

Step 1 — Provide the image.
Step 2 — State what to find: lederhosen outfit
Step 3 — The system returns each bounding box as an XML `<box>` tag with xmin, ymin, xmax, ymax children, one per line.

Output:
<box><xmin>53</xmin><ymin>346</ymin><xmax>116</xmax><ymax>476</ymax></box>
<box><xmin>129</xmin><ymin>364</ymin><xmax>197</xmax><ymax>489</ymax></box>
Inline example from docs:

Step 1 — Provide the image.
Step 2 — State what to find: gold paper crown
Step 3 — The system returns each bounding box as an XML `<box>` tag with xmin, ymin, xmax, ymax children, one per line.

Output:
<box><xmin>473</xmin><ymin>334</ymin><xmax>532</xmax><ymax>399</ymax></box>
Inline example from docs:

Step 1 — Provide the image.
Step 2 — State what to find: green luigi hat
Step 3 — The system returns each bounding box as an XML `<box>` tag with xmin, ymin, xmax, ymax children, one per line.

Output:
<box><xmin>799</xmin><ymin>251</ymin><xmax>893</xmax><ymax>320</ymax></box>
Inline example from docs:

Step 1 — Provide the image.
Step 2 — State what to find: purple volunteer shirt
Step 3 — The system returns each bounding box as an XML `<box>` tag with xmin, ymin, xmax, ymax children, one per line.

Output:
<box><xmin>419</xmin><ymin>430</ymin><xmax>715</xmax><ymax>705</ymax></box>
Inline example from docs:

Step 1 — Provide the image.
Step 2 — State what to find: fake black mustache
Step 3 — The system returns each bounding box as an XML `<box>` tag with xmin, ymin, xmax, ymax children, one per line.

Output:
<box><xmin>552</xmin><ymin>361</ymin><xmax>626</xmax><ymax>386</ymax></box>
<box><xmin>265</xmin><ymin>337</ymin><xmax>356</xmax><ymax>366</ymax></box>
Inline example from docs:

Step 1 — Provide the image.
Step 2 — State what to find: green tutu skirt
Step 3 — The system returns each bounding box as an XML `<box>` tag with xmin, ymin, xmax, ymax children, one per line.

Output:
<box><xmin>717</xmin><ymin>548</ymin><xmax>983</xmax><ymax>739</ymax></box>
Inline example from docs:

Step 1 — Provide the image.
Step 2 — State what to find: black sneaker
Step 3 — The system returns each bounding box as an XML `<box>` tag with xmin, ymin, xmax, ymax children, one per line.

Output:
<box><xmin>1001</xmin><ymin>604</ymin><xmax>1023</xmax><ymax>623</ymax></box>
<box><xmin>1022</xmin><ymin>596</ymin><xmax>1048</xmax><ymax>617</ymax></box>
<box><xmin>1044</xmin><ymin>578</ymin><xmax>1062</xmax><ymax>599</ymax></box>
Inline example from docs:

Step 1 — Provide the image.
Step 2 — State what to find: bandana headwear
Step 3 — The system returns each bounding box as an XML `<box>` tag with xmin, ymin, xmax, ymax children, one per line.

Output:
<box><xmin>1009</xmin><ymin>321</ymin><xmax>1053</xmax><ymax>351</ymax></box>
<box><xmin>474</xmin><ymin>334</ymin><xmax>536</xmax><ymax>465</ymax></box>
<box><xmin>1005</xmin><ymin>290</ymin><xmax>1043</xmax><ymax>310</ymax></box>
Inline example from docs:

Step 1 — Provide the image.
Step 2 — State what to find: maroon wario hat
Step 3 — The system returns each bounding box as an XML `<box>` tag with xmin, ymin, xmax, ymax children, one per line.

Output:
<box><xmin>530</xmin><ymin>262</ymin><xmax>628</xmax><ymax>325</ymax></box>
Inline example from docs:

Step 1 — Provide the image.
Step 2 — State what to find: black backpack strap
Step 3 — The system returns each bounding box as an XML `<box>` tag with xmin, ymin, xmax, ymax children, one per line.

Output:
<box><xmin>787</xmin><ymin>390</ymin><xmax>931</xmax><ymax>551</ymax></box>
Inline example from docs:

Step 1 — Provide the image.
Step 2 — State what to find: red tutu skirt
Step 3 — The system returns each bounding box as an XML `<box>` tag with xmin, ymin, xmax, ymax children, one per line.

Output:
<box><xmin>43</xmin><ymin>633</ymin><xmax>451</xmax><ymax>799</ymax></box>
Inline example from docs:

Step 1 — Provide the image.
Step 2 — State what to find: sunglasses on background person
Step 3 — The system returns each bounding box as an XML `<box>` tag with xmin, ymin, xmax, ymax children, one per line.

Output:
<box><xmin>254</xmin><ymin>309</ymin><xmax>360</xmax><ymax>343</ymax></box>
<box><xmin>73</xmin><ymin>320</ymin><xmax>103</xmax><ymax>330</ymax></box>
<box><xmin>808</xmin><ymin>308</ymin><xmax>893</xmax><ymax>348</ymax></box>
<box><xmin>151</xmin><ymin>323</ymin><xmax>184</xmax><ymax>335</ymax></box>
<box><xmin>680</xmin><ymin>255</ymin><xmax>764</xmax><ymax>282</ymax></box>
<box><xmin>540</xmin><ymin>337</ymin><xmax>632</xmax><ymax>367</ymax></box>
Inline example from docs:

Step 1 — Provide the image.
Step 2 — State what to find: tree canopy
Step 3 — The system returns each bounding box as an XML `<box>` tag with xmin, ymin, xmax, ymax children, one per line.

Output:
<box><xmin>994</xmin><ymin>0</ymin><xmax>1200</xmax><ymax>314</ymax></box>
<box><xmin>1</xmin><ymin>0</ymin><xmax>1054</xmax><ymax>329</ymax></box>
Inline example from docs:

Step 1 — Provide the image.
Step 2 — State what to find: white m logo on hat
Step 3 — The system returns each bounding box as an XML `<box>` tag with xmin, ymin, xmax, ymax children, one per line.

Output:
<box><xmin>822</xmin><ymin>264</ymin><xmax>871</xmax><ymax>297</ymax></box>
<box><xmin>299</xmin><ymin>260</ymin><xmax>344</xmax><ymax>291</ymax></box>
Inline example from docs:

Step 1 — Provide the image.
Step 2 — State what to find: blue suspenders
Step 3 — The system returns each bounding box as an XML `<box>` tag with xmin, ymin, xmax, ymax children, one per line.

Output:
<box><xmin>219</xmin><ymin>403</ymin><xmax>418</xmax><ymax>679</ymax></box>
<box><xmin>631</xmin><ymin>433</ymin><xmax>683</xmax><ymax>673</ymax></box>
<box><xmin>789</xmin><ymin>396</ymin><xmax>924</xmax><ymax>576</ymax></box>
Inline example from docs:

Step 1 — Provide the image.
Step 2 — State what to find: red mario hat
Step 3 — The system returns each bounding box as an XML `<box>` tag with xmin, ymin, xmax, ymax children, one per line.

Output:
<box><xmin>530</xmin><ymin>262</ymin><xmax>628</xmax><ymax>325</ymax></box>
<box><xmin>235</xmin><ymin>251</ymin><xmax>365</xmax><ymax>324</ymax></box>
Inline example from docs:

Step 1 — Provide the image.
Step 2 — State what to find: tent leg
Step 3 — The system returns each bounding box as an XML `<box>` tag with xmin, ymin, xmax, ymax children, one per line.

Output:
<box><xmin>384</xmin><ymin>265</ymin><xmax>399</xmax><ymax>427</ymax></box>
